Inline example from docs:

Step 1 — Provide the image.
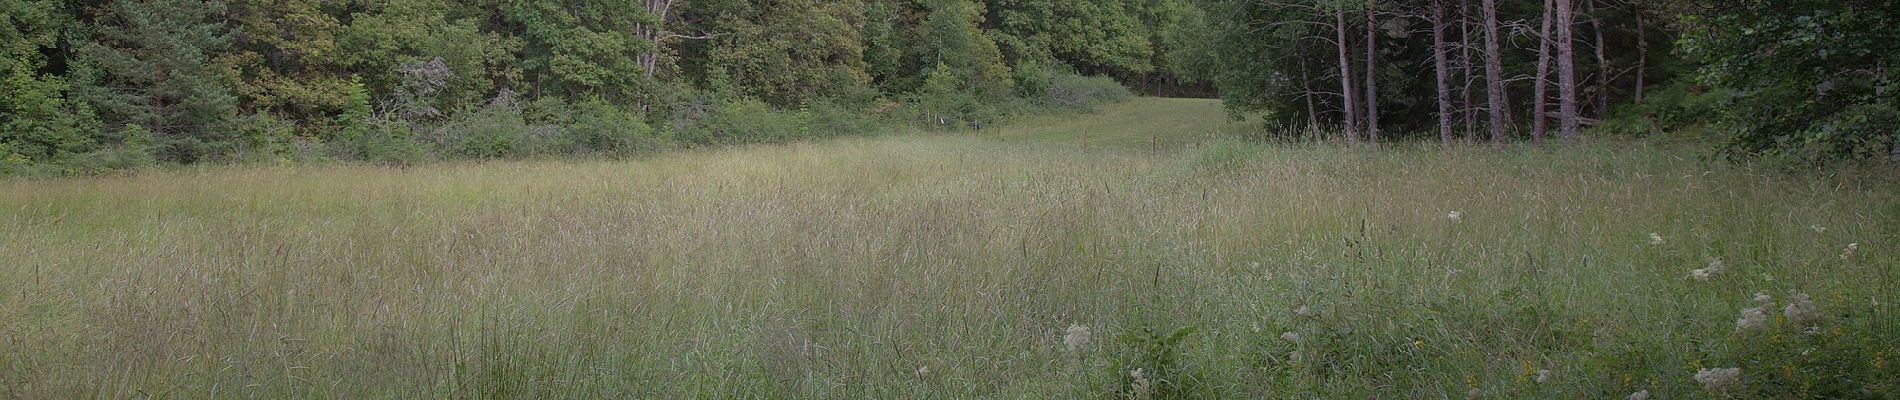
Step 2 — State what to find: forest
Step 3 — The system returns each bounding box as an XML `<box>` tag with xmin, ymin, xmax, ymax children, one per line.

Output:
<box><xmin>2</xmin><ymin>0</ymin><xmax>1895</xmax><ymax>175</ymax></box>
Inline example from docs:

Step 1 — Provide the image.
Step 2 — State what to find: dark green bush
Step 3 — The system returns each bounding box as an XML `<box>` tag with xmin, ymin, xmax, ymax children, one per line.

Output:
<box><xmin>528</xmin><ymin>98</ymin><xmax>668</xmax><ymax>157</ymax></box>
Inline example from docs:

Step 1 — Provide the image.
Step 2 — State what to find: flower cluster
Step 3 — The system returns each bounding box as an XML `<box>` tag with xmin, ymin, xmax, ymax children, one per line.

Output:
<box><xmin>1064</xmin><ymin>324</ymin><xmax>1091</xmax><ymax>353</ymax></box>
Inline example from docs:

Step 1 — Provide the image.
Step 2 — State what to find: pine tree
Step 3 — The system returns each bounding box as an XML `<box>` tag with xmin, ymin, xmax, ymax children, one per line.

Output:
<box><xmin>79</xmin><ymin>0</ymin><xmax>239</xmax><ymax>162</ymax></box>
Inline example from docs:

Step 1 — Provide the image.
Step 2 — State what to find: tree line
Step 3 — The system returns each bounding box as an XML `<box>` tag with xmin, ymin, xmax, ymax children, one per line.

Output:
<box><xmin>1196</xmin><ymin>0</ymin><xmax>1897</xmax><ymax>163</ymax></box>
<box><xmin>1</xmin><ymin>0</ymin><xmax>1189</xmax><ymax>173</ymax></box>
<box><xmin>3</xmin><ymin>0</ymin><xmax>1895</xmax><ymax>173</ymax></box>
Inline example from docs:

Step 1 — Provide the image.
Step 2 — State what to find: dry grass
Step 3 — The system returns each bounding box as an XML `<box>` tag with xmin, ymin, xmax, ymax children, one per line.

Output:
<box><xmin>2</xmin><ymin>98</ymin><xmax>1895</xmax><ymax>398</ymax></box>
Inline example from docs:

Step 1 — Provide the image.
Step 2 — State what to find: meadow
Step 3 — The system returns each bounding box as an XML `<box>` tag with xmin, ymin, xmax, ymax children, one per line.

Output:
<box><xmin>2</xmin><ymin>98</ymin><xmax>1895</xmax><ymax>398</ymax></box>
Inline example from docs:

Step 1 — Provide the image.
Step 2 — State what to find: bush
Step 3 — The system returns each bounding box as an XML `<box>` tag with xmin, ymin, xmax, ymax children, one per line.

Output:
<box><xmin>527</xmin><ymin>98</ymin><xmax>668</xmax><ymax>157</ymax></box>
<box><xmin>802</xmin><ymin>100</ymin><xmax>883</xmax><ymax>138</ymax></box>
<box><xmin>429</xmin><ymin>91</ymin><xmax>547</xmax><ymax>159</ymax></box>
<box><xmin>1598</xmin><ymin>81</ymin><xmax>1729</xmax><ymax>138</ymax></box>
<box><xmin>696</xmin><ymin>98</ymin><xmax>801</xmax><ymax>145</ymax></box>
<box><xmin>1044</xmin><ymin>72</ymin><xmax>1132</xmax><ymax>110</ymax></box>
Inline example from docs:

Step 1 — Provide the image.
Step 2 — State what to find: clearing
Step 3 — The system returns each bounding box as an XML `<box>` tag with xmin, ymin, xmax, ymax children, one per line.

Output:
<box><xmin>2</xmin><ymin>99</ymin><xmax>1895</xmax><ymax>398</ymax></box>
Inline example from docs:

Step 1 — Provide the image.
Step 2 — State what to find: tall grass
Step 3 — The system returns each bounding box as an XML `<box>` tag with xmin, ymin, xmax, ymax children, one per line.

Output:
<box><xmin>2</xmin><ymin>99</ymin><xmax>1895</xmax><ymax>398</ymax></box>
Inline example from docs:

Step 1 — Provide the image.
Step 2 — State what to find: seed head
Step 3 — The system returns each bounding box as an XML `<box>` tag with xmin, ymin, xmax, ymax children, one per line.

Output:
<box><xmin>1693</xmin><ymin>367</ymin><xmax>1741</xmax><ymax>395</ymax></box>
<box><xmin>1064</xmin><ymin>324</ymin><xmax>1092</xmax><ymax>353</ymax></box>
<box><xmin>1735</xmin><ymin>306</ymin><xmax>1769</xmax><ymax>332</ymax></box>
<box><xmin>1129</xmin><ymin>368</ymin><xmax>1153</xmax><ymax>399</ymax></box>
<box><xmin>1784</xmin><ymin>293</ymin><xmax>1820</xmax><ymax>327</ymax></box>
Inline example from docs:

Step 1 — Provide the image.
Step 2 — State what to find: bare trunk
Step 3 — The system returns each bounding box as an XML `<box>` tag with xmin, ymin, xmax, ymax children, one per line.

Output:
<box><xmin>1481</xmin><ymin>0</ymin><xmax>1508</xmax><ymax>142</ymax></box>
<box><xmin>1459</xmin><ymin>0</ymin><xmax>1475</xmax><ymax>140</ymax></box>
<box><xmin>1532</xmin><ymin>0</ymin><xmax>1552</xmax><ymax>140</ymax></box>
<box><xmin>638</xmin><ymin>0</ymin><xmax>679</xmax><ymax>79</ymax></box>
<box><xmin>1364</xmin><ymin>6</ymin><xmax>1380</xmax><ymax>141</ymax></box>
<box><xmin>1587</xmin><ymin>0</ymin><xmax>1609</xmax><ymax>116</ymax></box>
<box><xmin>1557</xmin><ymin>0</ymin><xmax>1580</xmax><ymax>140</ymax></box>
<box><xmin>1300</xmin><ymin>56</ymin><xmax>1319</xmax><ymax>130</ymax></box>
<box><xmin>1336</xmin><ymin>10</ymin><xmax>1360</xmax><ymax>141</ymax></box>
<box><xmin>1633</xmin><ymin>0</ymin><xmax>1647</xmax><ymax>103</ymax></box>
<box><xmin>1433</xmin><ymin>0</ymin><xmax>1454</xmax><ymax>144</ymax></box>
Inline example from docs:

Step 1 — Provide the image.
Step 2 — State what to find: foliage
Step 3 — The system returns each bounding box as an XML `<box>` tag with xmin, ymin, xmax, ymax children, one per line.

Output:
<box><xmin>1108</xmin><ymin>325</ymin><xmax>1207</xmax><ymax>399</ymax></box>
<box><xmin>1680</xmin><ymin>0</ymin><xmax>1900</xmax><ymax>163</ymax></box>
<box><xmin>76</xmin><ymin>0</ymin><xmax>240</xmax><ymax>164</ymax></box>
<box><xmin>0</xmin><ymin>0</ymin><xmax>1157</xmax><ymax>174</ymax></box>
<box><xmin>1044</xmin><ymin>71</ymin><xmax>1133</xmax><ymax>110</ymax></box>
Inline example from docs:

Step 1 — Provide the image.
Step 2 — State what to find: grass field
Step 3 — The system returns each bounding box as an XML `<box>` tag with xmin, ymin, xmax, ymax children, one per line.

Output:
<box><xmin>2</xmin><ymin>98</ymin><xmax>1896</xmax><ymax>398</ymax></box>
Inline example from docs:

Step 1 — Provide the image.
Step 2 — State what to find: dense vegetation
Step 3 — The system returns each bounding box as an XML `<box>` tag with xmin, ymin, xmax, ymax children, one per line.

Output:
<box><xmin>0</xmin><ymin>0</ymin><xmax>1161</xmax><ymax>174</ymax></box>
<box><xmin>5</xmin><ymin>0</ymin><xmax>1898</xmax><ymax>174</ymax></box>
<box><xmin>1199</xmin><ymin>0</ymin><xmax>1897</xmax><ymax>162</ymax></box>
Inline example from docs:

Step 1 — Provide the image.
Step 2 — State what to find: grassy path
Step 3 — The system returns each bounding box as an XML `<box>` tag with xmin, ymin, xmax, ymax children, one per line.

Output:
<box><xmin>2</xmin><ymin>99</ymin><xmax>1896</xmax><ymax>398</ymax></box>
<box><xmin>982</xmin><ymin>97</ymin><xmax>1252</xmax><ymax>150</ymax></box>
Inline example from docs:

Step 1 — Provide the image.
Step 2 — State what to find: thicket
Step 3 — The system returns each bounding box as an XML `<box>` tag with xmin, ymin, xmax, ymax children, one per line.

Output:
<box><xmin>0</xmin><ymin>0</ymin><xmax>1153</xmax><ymax>175</ymax></box>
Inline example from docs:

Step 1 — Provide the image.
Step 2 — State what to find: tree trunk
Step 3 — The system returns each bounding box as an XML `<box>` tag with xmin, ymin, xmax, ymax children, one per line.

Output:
<box><xmin>1633</xmin><ymin>0</ymin><xmax>1647</xmax><ymax>103</ymax></box>
<box><xmin>1336</xmin><ymin>10</ymin><xmax>1359</xmax><ymax>141</ymax></box>
<box><xmin>1433</xmin><ymin>0</ymin><xmax>1454</xmax><ymax>144</ymax></box>
<box><xmin>1557</xmin><ymin>0</ymin><xmax>1580</xmax><ymax>140</ymax></box>
<box><xmin>1587</xmin><ymin>0</ymin><xmax>1609</xmax><ymax>117</ymax></box>
<box><xmin>1364</xmin><ymin>5</ymin><xmax>1380</xmax><ymax>141</ymax></box>
<box><xmin>638</xmin><ymin>0</ymin><xmax>680</xmax><ymax>79</ymax></box>
<box><xmin>1459</xmin><ymin>0</ymin><xmax>1475</xmax><ymax>140</ymax></box>
<box><xmin>1300</xmin><ymin>55</ymin><xmax>1319</xmax><ymax>130</ymax></box>
<box><xmin>1532</xmin><ymin>0</ymin><xmax>1553</xmax><ymax>140</ymax></box>
<box><xmin>1481</xmin><ymin>0</ymin><xmax>1508</xmax><ymax>142</ymax></box>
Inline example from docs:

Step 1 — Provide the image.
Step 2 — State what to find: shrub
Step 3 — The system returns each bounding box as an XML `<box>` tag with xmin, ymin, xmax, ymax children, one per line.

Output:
<box><xmin>429</xmin><ymin>91</ymin><xmax>546</xmax><ymax>159</ymax></box>
<box><xmin>528</xmin><ymin>98</ymin><xmax>668</xmax><ymax>157</ymax></box>
<box><xmin>802</xmin><ymin>100</ymin><xmax>883</xmax><ymax>138</ymax></box>
<box><xmin>1044</xmin><ymin>72</ymin><xmax>1132</xmax><ymax>110</ymax></box>
<box><xmin>698</xmin><ymin>98</ymin><xmax>800</xmax><ymax>145</ymax></box>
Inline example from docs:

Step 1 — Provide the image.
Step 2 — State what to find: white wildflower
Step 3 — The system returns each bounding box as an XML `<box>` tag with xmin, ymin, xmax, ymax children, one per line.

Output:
<box><xmin>1810</xmin><ymin>224</ymin><xmax>1827</xmax><ymax>233</ymax></box>
<box><xmin>1063</xmin><ymin>324</ymin><xmax>1092</xmax><ymax>353</ymax></box>
<box><xmin>1690</xmin><ymin>259</ymin><xmax>1724</xmax><ymax>281</ymax></box>
<box><xmin>1534</xmin><ymin>369</ymin><xmax>1552</xmax><ymax>383</ymax></box>
<box><xmin>1784</xmin><ymin>293</ymin><xmax>1820</xmax><ymax>327</ymax></box>
<box><xmin>1447</xmin><ymin>210</ymin><xmax>1463</xmax><ymax>222</ymax></box>
<box><xmin>1626</xmin><ymin>390</ymin><xmax>1650</xmax><ymax>400</ymax></box>
<box><xmin>1735</xmin><ymin>306</ymin><xmax>1769</xmax><ymax>332</ymax></box>
<box><xmin>1693</xmin><ymin>367</ymin><xmax>1742</xmax><ymax>395</ymax></box>
<box><xmin>1280</xmin><ymin>331</ymin><xmax>1300</xmax><ymax>342</ymax></box>
<box><xmin>1650</xmin><ymin>233</ymin><xmax>1666</xmax><ymax>246</ymax></box>
<box><xmin>1129</xmin><ymin>368</ymin><xmax>1153</xmax><ymax>399</ymax></box>
<box><xmin>1843</xmin><ymin>243</ymin><xmax>1860</xmax><ymax>260</ymax></box>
